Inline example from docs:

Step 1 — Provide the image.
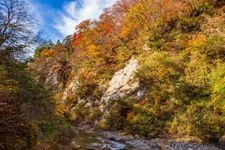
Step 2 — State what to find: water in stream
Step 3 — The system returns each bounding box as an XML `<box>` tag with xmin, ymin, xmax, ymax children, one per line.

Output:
<box><xmin>70</xmin><ymin>129</ymin><xmax>221</xmax><ymax>150</ymax></box>
<box><xmin>71</xmin><ymin>130</ymin><xmax>128</xmax><ymax>150</ymax></box>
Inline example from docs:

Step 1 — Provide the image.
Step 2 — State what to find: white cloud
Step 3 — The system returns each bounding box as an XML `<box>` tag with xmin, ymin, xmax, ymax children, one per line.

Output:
<box><xmin>55</xmin><ymin>0</ymin><xmax>117</xmax><ymax>37</ymax></box>
<box><xmin>27</xmin><ymin>0</ymin><xmax>62</xmax><ymax>42</ymax></box>
<box><xmin>27</xmin><ymin>0</ymin><xmax>44</xmax><ymax>32</ymax></box>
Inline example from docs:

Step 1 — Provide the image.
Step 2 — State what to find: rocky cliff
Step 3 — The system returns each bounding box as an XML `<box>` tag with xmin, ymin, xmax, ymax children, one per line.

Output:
<box><xmin>99</xmin><ymin>58</ymin><xmax>146</xmax><ymax>111</ymax></box>
<box><xmin>43</xmin><ymin>57</ymin><xmax>145</xmax><ymax>124</ymax></box>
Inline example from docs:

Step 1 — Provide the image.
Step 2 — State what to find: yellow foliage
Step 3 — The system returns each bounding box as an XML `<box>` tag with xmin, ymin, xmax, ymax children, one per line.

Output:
<box><xmin>52</xmin><ymin>93</ymin><xmax>65</xmax><ymax>116</ymax></box>
<box><xmin>0</xmin><ymin>66</ymin><xmax>19</xmax><ymax>94</ymax></box>
<box><xmin>86</xmin><ymin>44</ymin><xmax>100</xmax><ymax>57</ymax></box>
<box><xmin>40</xmin><ymin>49</ymin><xmax>56</xmax><ymax>57</ymax></box>
<box><xmin>169</xmin><ymin>114</ymin><xmax>193</xmax><ymax>138</ymax></box>
<box><xmin>185</xmin><ymin>51</ymin><xmax>210</xmax><ymax>86</ymax></box>
<box><xmin>188</xmin><ymin>35</ymin><xmax>206</xmax><ymax>48</ymax></box>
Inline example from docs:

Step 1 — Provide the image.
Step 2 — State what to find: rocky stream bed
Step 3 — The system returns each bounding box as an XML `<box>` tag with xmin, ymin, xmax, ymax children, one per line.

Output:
<box><xmin>68</xmin><ymin>127</ymin><xmax>223</xmax><ymax>150</ymax></box>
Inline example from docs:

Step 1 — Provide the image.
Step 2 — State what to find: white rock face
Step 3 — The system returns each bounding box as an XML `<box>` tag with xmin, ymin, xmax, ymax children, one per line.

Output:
<box><xmin>100</xmin><ymin>58</ymin><xmax>143</xmax><ymax>107</ymax></box>
<box><xmin>45</xmin><ymin>66</ymin><xmax>61</xmax><ymax>89</ymax></box>
<box><xmin>60</xmin><ymin>58</ymin><xmax>145</xmax><ymax>114</ymax></box>
<box><xmin>61</xmin><ymin>76</ymin><xmax>79</xmax><ymax>103</ymax></box>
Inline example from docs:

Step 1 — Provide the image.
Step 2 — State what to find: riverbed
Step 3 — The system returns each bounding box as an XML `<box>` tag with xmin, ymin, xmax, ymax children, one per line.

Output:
<box><xmin>69</xmin><ymin>127</ymin><xmax>221</xmax><ymax>150</ymax></box>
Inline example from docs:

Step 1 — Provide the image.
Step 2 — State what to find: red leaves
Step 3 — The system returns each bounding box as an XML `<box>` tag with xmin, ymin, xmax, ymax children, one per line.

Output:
<box><xmin>72</xmin><ymin>32</ymin><xmax>82</xmax><ymax>46</ymax></box>
<box><xmin>73</xmin><ymin>32</ymin><xmax>82</xmax><ymax>40</ymax></box>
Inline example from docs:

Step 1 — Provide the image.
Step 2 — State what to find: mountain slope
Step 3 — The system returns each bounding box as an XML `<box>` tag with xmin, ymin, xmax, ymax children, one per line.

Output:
<box><xmin>32</xmin><ymin>0</ymin><xmax>225</xmax><ymax>144</ymax></box>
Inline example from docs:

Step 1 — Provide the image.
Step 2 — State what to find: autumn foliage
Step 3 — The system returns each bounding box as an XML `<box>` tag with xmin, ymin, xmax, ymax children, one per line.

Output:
<box><xmin>31</xmin><ymin>0</ymin><xmax>225</xmax><ymax>145</ymax></box>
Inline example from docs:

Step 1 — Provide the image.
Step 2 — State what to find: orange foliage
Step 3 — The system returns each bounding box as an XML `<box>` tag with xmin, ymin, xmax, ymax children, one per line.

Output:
<box><xmin>127</xmin><ymin>111</ymin><xmax>135</xmax><ymax>122</ymax></box>
<box><xmin>76</xmin><ymin>19</ymin><xmax>91</xmax><ymax>32</ymax></box>
<box><xmin>139</xmin><ymin>99</ymin><xmax>146</xmax><ymax>106</ymax></box>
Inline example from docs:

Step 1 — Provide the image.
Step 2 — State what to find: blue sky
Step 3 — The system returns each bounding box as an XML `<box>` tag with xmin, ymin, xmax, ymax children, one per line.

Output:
<box><xmin>27</xmin><ymin>0</ymin><xmax>117</xmax><ymax>42</ymax></box>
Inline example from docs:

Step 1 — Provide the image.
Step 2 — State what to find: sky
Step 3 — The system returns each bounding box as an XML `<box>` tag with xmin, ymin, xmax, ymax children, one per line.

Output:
<box><xmin>27</xmin><ymin>0</ymin><xmax>117</xmax><ymax>42</ymax></box>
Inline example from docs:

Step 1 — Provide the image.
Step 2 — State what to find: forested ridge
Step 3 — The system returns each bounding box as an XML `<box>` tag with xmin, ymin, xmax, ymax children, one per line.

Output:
<box><xmin>1</xmin><ymin>0</ymin><xmax>225</xmax><ymax>149</ymax></box>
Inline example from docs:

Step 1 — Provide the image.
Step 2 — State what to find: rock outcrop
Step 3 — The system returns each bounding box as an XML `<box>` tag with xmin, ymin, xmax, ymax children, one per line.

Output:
<box><xmin>61</xmin><ymin>76</ymin><xmax>79</xmax><ymax>103</ymax></box>
<box><xmin>45</xmin><ymin>65</ymin><xmax>62</xmax><ymax>89</ymax></box>
<box><xmin>100</xmin><ymin>58</ymin><xmax>145</xmax><ymax>111</ymax></box>
<box><xmin>59</xmin><ymin>58</ymin><xmax>145</xmax><ymax>115</ymax></box>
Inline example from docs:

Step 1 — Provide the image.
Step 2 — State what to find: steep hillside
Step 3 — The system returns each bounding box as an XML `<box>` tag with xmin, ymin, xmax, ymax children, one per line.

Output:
<box><xmin>32</xmin><ymin>0</ymin><xmax>225</xmax><ymax>145</ymax></box>
<box><xmin>0</xmin><ymin>0</ymin><xmax>77</xmax><ymax>149</ymax></box>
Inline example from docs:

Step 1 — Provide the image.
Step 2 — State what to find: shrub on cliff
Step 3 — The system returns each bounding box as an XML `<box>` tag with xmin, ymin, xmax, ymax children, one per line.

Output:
<box><xmin>188</xmin><ymin>100</ymin><xmax>225</xmax><ymax>143</ymax></box>
<box><xmin>99</xmin><ymin>99</ymin><xmax>133</xmax><ymax>130</ymax></box>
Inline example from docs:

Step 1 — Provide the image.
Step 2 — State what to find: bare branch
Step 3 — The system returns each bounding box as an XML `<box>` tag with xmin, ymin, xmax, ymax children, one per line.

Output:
<box><xmin>0</xmin><ymin>0</ymin><xmax>36</xmax><ymax>59</ymax></box>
